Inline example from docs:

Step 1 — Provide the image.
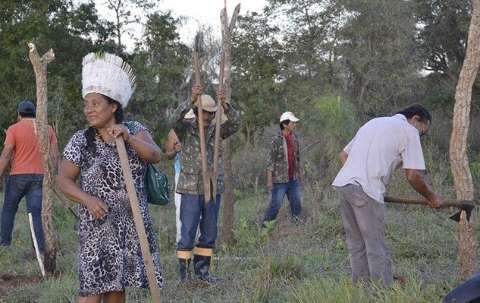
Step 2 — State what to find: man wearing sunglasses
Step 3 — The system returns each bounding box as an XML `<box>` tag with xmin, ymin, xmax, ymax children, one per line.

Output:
<box><xmin>332</xmin><ymin>104</ymin><xmax>443</xmax><ymax>287</ymax></box>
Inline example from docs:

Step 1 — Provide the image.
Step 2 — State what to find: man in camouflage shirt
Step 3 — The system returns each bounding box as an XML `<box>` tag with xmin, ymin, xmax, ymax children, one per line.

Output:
<box><xmin>171</xmin><ymin>85</ymin><xmax>240</xmax><ymax>283</ymax></box>
<box><xmin>262</xmin><ymin>111</ymin><xmax>303</xmax><ymax>226</ymax></box>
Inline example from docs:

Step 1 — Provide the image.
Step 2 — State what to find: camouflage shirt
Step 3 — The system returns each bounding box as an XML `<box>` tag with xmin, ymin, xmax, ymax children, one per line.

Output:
<box><xmin>170</xmin><ymin>102</ymin><xmax>240</xmax><ymax>195</ymax></box>
<box><xmin>267</xmin><ymin>132</ymin><xmax>301</xmax><ymax>183</ymax></box>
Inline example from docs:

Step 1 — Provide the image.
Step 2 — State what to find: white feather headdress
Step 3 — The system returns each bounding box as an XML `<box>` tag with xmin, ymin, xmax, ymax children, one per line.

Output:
<box><xmin>82</xmin><ymin>52</ymin><xmax>136</xmax><ymax>108</ymax></box>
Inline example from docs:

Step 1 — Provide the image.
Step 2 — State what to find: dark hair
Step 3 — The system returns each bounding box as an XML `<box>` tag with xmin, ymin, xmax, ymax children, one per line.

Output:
<box><xmin>397</xmin><ymin>104</ymin><xmax>431</xmax><ymax>123</ymax></box>
<box><xmin>19</xmin><ymin>112</ymin><xmax>35</xmax><ymax>118</ymax></box>
<box><xmin>192</xmin><ymin>107</ymin><xmax>215</xmax><ymax>119</ymax></box>
<box><xmin>280</xmin><ymin>119</ymin><xmax>290</xmax><ymax>130</ymax></box>
<box><xmin>84</xmin><ymin>94</ymin><xmax>124</xmax><ymax>155</ymax></box>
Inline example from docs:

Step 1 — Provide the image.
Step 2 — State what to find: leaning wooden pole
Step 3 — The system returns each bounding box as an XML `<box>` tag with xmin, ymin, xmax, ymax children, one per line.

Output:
<box><xmin>220</xmin><ymin>2</ymin><xmax>241</xmax><ymax>246</ymax></box>
<box><xmin>449</xmin><ymin>0</ymin><xmax>480</xmax><ymax>281</ymax></box>
<box><xmin>212</xmin><ymin>51</ymin><xmax>226</xmax><ymax>198</ymax></box>
<box><xmin>193</xmin><ymin>34</ymin><xmax>212</xmax><ymax>202</ymax></box>
<box><xmin>116</xmin><ymin>137</ymin><xmax>161</xmax><ymax>303</ymax></box>
<box><xmin>27</xmin><ymin>43</ymin><xmax>57</xmax><ymax>275</ymax></box>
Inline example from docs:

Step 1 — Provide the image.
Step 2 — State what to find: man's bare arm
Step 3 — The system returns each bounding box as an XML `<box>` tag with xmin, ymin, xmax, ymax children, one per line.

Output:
<box><xmin>405</xmin><ymin>169</ymin><xmax>442</xmax><ymax>208</ymax></box>
<box><xmin>339</xmin><ymin>150</ymin><xmax>348</xmax><ymax>165</ymax></box>
<box><xmin>267</xmin><ymin>170</ymin><xmax>273</xmax><ymax>191</ymax></box>
<box><xmin>165</xmin><ymin>129</ymin><xmax>181</xmax><ymax>160</ymax></box>
<box><xmin>0</xmin><ymin>144</ymin><xmax>14</xmax><ymax>177</ymax></box>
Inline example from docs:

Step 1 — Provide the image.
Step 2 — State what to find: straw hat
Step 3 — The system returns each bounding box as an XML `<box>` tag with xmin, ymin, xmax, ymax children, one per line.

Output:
<box><xmin>193</xmin><ymin>95</ymin><xmax>217</xmax><ymax>112</ymax></box>
<box><xmin>192</xmin><ymin>95</ymin><xmax>228</xmax><ymax>124</ymax></box>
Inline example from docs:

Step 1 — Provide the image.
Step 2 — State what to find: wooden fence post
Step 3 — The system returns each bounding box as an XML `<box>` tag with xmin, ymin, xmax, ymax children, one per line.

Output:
<box><xmin>27</xmin><ymin>43</ymin><xmax>57</xmax><ymax>275</ymax></box>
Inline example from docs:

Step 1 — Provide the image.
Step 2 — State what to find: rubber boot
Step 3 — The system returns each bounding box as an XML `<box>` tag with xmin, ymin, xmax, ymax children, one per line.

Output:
<box><xmin>178</xmin><ymin>258</ymin><xmax>191</xmax><ymax>282</ymax></box>
<box><xmin>193</xmin><ymin>254</ymin><xmax>220</xmax><ymax>283</ymax></box>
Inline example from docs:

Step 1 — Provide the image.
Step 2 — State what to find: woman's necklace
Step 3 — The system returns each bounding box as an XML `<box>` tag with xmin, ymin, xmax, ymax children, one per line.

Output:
<box><xmin>95</xmin><ymin>130</ymin><xmax>115</xmax><ymax>147</ymax></box>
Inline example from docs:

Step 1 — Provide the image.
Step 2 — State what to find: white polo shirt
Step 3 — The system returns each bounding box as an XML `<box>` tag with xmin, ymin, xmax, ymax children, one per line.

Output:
<box><xmin>332</xmin><ymin>114</ymin><xmax>426</xmax><ymax>203</ymax></box>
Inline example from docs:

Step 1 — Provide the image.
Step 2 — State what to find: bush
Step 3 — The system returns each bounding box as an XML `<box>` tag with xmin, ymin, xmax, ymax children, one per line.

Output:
<box><xmin>232</xmin><ymin>138</ymin><xmax>269</xmax><ymax>191</ymax></box>
<box><xmin>232</xmin><ymin>95</ymin><xmax>359</xmax><ymax>192</ymax></box>
<box><xmin>301</xmin><ymin>95</ymin><xmax>358</xmax><ymax>188</ymax></box>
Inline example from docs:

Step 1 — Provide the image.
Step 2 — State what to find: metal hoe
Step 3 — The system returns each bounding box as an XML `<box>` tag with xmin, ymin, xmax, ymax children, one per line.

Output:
<box><xmin>384</xmin><ymin>196</ymin><xmax>475</xmax><ymax>222</ymax></box>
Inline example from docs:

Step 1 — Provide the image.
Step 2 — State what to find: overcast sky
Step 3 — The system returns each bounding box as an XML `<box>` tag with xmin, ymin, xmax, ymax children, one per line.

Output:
<box><xmin>159</xmin><ymin>0</ymin><xmax>266</xmax><ymax>42</ymax></box>
<box><xmin>91</xmin><ymin>0</ymin><xmax>267</xmax><ymax>49</ymax></box>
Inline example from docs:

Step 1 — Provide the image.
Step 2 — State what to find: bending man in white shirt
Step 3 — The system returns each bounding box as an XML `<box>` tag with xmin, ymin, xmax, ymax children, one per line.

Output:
<box><xmin>332</xmin><ymin>104</ymin><xmax>443</xmax><ymax>286</ymax></box>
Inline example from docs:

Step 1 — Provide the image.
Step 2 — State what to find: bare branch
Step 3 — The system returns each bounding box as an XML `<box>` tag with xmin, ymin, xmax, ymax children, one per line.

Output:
<box><xmin>229</xmin><ymin>4</ymin><xmax>241</xmax><ymax>33</ymax></box>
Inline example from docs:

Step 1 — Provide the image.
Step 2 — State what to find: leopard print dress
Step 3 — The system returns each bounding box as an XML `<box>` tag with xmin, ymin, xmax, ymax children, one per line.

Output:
<box><xmin>63</xmin><ymin>121</ymin><xmax>163</xmax><ymax>296</ymax></box>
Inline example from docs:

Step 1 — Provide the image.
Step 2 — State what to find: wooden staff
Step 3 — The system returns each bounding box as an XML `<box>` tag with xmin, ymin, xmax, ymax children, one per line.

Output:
<box><xmin>384</xmin><ymin>196</ymin><xmax>472</xmax><ymax>208</ymax></box>
<box><xmin>115</xmin><ymin>137</ymin><xmax>161</xmax><ymax>303</ymax></box>
<box><xmin>212</xmin><ymin>51</ymin><xmax>226</xmax><ymax>198</ymax></box>
<box><xmin>193</xmin><ymin>37</ymin><xmax>212</xmax><ymax>202</ymax></box>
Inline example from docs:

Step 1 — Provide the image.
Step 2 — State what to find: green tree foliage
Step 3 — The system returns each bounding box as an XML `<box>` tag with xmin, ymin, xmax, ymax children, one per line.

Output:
<box><xmin>263</xmin><ymin>0</ymin><xmax>343</xmax><ymax>120</ymax></box>
<box><xmin>0</xmin><ymin>0</ymin><xmax>189</xmax><ymax>147</ymax></box>
<box><xmin>232</xmin><ymin>12</ymin><xmax>282</xmax><ymax>144</ymax></box>
<box><xmin>414</xmin><ymin>0</ymin><xmax>472</xmax><ymax>112</ymax></box>
<box><xmin>415</xmin><ymin>0</ymin><xmax>471</xmax><ymax>81</ymax></box>
<box><xmin>266</xmin><ymin>0</ymin><xmax>341</xmax><ymax>85</ymax></box>
<box><xmin>103</xmin><ymin>0</ymin><xmax>156</xmax><ymax>53</ymax></box>
<box><xmin>129</xmin><ymin>11</ymin><xmax>190</xmax><ymax>142</ymax></box>
<box><xmin>0</xmin><ymin>0</ymin><xmax>477</xmax><ymax>170</ymax></box>
<box><xmin>0</xmin><ymin>0</ymin><xmax>116</xmax><ymax>146</ymax></box>
<box><xmin>337</xmin><ymin>0</ymin><xmax>421</xmax><ymax>116</ymax></box>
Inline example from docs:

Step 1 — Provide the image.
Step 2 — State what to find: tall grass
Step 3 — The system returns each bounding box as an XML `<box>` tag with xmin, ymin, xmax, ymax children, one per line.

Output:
<box><xmin>288</xmin><ymin>276</ymin><xmax>443</xmax><ymax>303</ymax></box>
<box><xmin>0</xmin><ymin>149</ymin><xmax>467</xmax><ymax>303</ymax></box>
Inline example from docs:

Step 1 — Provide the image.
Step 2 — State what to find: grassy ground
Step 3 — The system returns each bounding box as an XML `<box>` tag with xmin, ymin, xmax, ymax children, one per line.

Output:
<box><xmin>0</xmin><ymin>183</ymin><xmax>476</xmax><ymax>303</ymax></box>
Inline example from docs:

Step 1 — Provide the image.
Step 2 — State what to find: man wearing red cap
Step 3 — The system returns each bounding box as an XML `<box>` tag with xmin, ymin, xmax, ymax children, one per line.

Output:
<box><xmin>262</xmin><ymin>111</ymin><xmax>303</xmax><ymax>226</ymax></box>
<box><xmin>0</xmin><ymin>100</ymin><xmax>58</xmax><ymax>252</ymax></box>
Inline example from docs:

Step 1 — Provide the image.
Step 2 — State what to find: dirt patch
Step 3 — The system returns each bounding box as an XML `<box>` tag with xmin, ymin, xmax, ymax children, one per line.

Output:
<box><xmin>0</xmin><ymin>274</ymin><xmax>42</xmax><ymax>297</ymax></box>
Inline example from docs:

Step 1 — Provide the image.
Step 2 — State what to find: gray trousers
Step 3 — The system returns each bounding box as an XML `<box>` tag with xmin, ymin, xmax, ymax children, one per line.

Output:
<box><xmin>336</xmin><ymin>184</ymin><xmax>393</xmax><ymax>286</ymax></box>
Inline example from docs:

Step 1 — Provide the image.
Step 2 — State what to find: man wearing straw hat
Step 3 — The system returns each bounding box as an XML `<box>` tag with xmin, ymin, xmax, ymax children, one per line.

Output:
<box><xmin>170</xmin><ymin>85</ymin><xmax>240</xmax><ymax>283</ymax></box>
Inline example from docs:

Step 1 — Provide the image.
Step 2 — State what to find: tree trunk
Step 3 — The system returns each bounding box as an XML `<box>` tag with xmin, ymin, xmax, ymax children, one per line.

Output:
<box><xmin>222</xmin><ymin>139</ymin><xmax>235</xmax><ymax>245</ymax></box>
<box><xmin>458</xmin><ymin>211</ymin><xmax>477</xmax><ymax>282</ymax></box>
<box><xmin>221</xmin><ymin>3</ymin><xmax>240</xmax><ymax>246</ymax></box>
<box><xmin>27</xmin><ymin>43</ymin><xmax>56</xmax><ymax>275</ymax></box>
<box><xmin>449</xmin><ymin>0</ymin><xmax>480</xmax><ymax>282</ymax></box>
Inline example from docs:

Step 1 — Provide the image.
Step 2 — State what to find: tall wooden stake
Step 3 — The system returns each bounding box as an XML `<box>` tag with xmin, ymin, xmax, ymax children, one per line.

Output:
<box><xmin>449</xmin><ymin>0</ymin><xmax>480</xmax><ymax>281</ymax></box>
<box><xmin>193</xmin><ymin>34</ymin><xmax>212</xmax><ymax>202</ymax></box>
<box><xmin>220</xmin><ymin>2</ymin><xmax>241</xmax><ymax>246</ymax></box>
<box><xmin>27</xmin><ymin>43</ymin><xmax>57</xmax><ymax>275</ymax></box>
<box><xmin>212</xmin><ymin>50</ymin><xmax>226</xmax><ymax>198</ymax></box>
